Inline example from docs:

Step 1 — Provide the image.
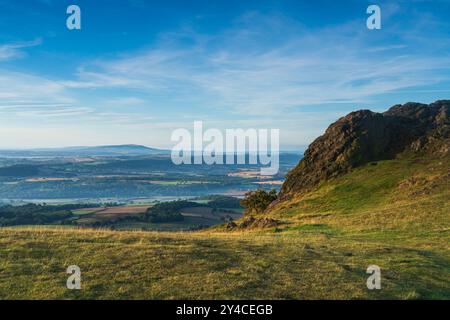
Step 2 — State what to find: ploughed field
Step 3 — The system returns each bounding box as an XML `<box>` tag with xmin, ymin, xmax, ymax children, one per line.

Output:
<box><xmin>74</xmin><ymin>205</ymin><xmax>150</xmax><ymax>225</ymax></box>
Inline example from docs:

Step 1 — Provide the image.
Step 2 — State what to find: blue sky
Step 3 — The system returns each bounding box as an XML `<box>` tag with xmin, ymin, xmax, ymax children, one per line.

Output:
<box><xmin>0</xmin><ymin>0</ymin><xmax>449</xmax><ymax>149</ymax></box>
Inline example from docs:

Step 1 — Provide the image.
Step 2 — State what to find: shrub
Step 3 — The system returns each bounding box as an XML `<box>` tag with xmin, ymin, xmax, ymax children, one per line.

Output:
<box><xmin>240</xmin><ymin>189</ymin><xmax>277</xmax><ymax>215</ymax></box>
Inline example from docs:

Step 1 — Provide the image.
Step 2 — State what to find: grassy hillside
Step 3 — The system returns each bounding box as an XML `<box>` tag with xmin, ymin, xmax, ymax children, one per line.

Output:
<box><xmin>0</xmin><ymin>155</ymin><xmax>449</xmax><ymax>299</ymax></box>
<box><xmin>269</xmin><ymin>154</ymin><xmax>449</xmax><ymax>235</ymax></box>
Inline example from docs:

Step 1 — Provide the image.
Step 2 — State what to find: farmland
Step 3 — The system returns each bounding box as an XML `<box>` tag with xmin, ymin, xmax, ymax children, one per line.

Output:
<box><xmin>0</xmin><ymin>153</ymin><xmax>300</xmax><ymax>203</ymax></box>
<box><xmin>75</xmin><ymin>205</ymin><xmax>150</xmax><ymax>225</ymax></box>
<box><xmin>0</xmin><ymin>195</ymin><xmax>244</xmax><ymax>231</ymax></box>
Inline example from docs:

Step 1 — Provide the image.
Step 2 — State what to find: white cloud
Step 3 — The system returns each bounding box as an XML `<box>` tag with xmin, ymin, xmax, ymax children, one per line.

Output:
<box><xmin>64</xmin><ymin>13</ymin><xmax>450</xmax><ymax>116</ymax></box>
<box><xmin>0</xmin><ymin>70</ymin><xmax>70</xmax><ymax>102</ymax></box>
<box><xmin>1</xmin><ymin>9</ymin><xmax>450</xmax><ymax>148</ymax></box>
<box><xmin>0</xmin><ymin>39</ymin><xmax>42</xmax><ymax>61</ymax></box>
<box><xmin>0</xmin><ymin>104</ymin><xmax>93</xmax><ymax>118</ymax></box>
<box><xmin>105</xmin><ymin>97</ymin><xmax>146</xmax><ymax>106</ymax></box>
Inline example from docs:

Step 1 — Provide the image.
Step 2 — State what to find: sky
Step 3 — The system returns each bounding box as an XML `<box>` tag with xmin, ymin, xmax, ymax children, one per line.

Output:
<box><xmin>0</xmin><ymin>0</ymin><xmax>449</xmax><ymax>150</ymax></box>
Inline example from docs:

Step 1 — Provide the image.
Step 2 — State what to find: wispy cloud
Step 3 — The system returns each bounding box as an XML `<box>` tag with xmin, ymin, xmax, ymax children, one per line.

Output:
<box><xmin>1</xmin><ymin>6</ymin><xmax>449</xmax><ymax>148</ymax></box>
<box><xmin>65</xmin><ymin>12</ymin><xmax>450</xmax><ymax>116</ymax></box>
<box><xmin>0</xmin><ymin>104</ymin><xmax>93</xmax><ymax>118</ymax></box>
<box><xmin>0</xmin><ymin>38</ymin><xmax>42</xmax><ymax>61</ymax></box>
<box><xmin>0</xmin><ymin>70</ymin><xmax>74</xmax><ymax>108</ymax></box>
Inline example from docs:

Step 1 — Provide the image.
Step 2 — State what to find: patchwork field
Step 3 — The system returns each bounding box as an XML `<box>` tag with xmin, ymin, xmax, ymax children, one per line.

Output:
<box><xmin>75</xmin><ymin>205</ymin><xmax>150</xmax><ymax>225</ymax></box>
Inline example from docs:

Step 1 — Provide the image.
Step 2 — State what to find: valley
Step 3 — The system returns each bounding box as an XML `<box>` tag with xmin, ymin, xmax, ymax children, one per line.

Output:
<box><xmin>0</xmin><ymin>101</ymin><xmax>449</xmax><ymax>299</ymax></box>
<box><xmin>0</xmin><ymin>151</ymin><xmax>301</xmax><ymax>203</ymax></box>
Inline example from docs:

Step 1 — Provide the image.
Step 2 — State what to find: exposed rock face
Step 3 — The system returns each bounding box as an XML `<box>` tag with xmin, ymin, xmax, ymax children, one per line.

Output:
<box><xmin>279</xmin><ymin>100</ymin><xmax>450</xmax><ymax>197</ymax></box>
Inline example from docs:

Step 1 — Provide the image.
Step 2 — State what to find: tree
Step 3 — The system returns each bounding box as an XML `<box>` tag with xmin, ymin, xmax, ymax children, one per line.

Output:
<box><xmin>240</xmin><ymin>189</ymin><xmax>277</xmax><ymax>215</ymax></box>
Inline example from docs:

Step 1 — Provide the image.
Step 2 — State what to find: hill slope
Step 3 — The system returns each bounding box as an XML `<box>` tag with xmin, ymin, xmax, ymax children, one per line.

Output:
<box><xmin>0</xmin><ymin>101</ymin><xmax>448</xmax><ymax>299</ymax></box>
<box><xmin>280</xmin><ymin>100</ymin><xmax>449</xmax><ymax>198</ymax></box>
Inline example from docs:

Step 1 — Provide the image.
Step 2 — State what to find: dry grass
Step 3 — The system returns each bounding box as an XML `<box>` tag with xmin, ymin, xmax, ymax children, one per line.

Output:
<box><xmin>0</xmin><ymin>156</ymin><xmax>449</xmax><ymax>299</ymax></box>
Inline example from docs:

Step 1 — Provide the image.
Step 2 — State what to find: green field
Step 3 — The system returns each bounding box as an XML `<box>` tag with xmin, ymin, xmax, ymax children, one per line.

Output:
<box><xmin>0</xmin><ymin>155</ymin><xmax>449</xmax><ymax>299</ymax></box>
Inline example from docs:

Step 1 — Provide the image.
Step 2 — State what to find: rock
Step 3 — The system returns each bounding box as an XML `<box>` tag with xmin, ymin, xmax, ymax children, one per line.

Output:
<box><xmin>226</xmin><ymin>221</ymin><xmax>238</xmax><ymax>230</ymax></box>
<box><xmin>279</xmin><ymin>100</ymin><xmax>450</xmax><ymax>197</ymax></box>
<box><xmin>235</xmin><ymin>216</ymin><xmax>280</xmax><ymax>229</ymax></box>
<box><xmin>239</xmin><ymin>216</ymin><xmax>256</xmax><ymax>228</ymax></box>
<box><xmin>251</xmin><ymin>218</ymin><xmax>280</xmax><ymax>229</ymax></box>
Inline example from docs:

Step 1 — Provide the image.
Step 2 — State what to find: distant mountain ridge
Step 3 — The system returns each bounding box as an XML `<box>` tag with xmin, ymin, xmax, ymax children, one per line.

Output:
<box><xmin>0</xmin><ymin>144</ymin><xmax>169</xmax><ymax>157</ymax></box>
<box><xmin>279</xmin><ymin>100</ymin><xmax>450</xmax><ymax>198</ymax></box>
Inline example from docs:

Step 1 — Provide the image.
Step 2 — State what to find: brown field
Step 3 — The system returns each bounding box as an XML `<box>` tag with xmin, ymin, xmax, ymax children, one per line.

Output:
<box><xmin>77</xmin><ymin>205</ymin><xmax>149</xmax><ymax>224</ymax></box>
<box><xmin>180</xmin><ymin>207</ymin><xmax>242</xmax><ymax>221</ymax></box>
<box><xmin>96</xmin><ymin>206</ymin><xmax>150</xmax><ymax>215</ymax></box>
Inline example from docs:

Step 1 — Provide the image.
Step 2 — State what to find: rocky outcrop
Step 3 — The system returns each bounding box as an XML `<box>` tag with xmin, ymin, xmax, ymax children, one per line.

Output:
<box><xmin>279</xmin><ymin>100</ymin><xmax>450</xmax><ymax>198</ymax></box>
<box><xmin>226</xmin><ymin>216</ymin><xmax>281</xmax><ymax>230</ymax></box>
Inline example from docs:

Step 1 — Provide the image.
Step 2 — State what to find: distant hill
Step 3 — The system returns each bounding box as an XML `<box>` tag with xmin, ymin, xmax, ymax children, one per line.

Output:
<box><xmin>0</xmin><ymin>144</ymin><xmax>169</xmax><ymax>157</ymax></box>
